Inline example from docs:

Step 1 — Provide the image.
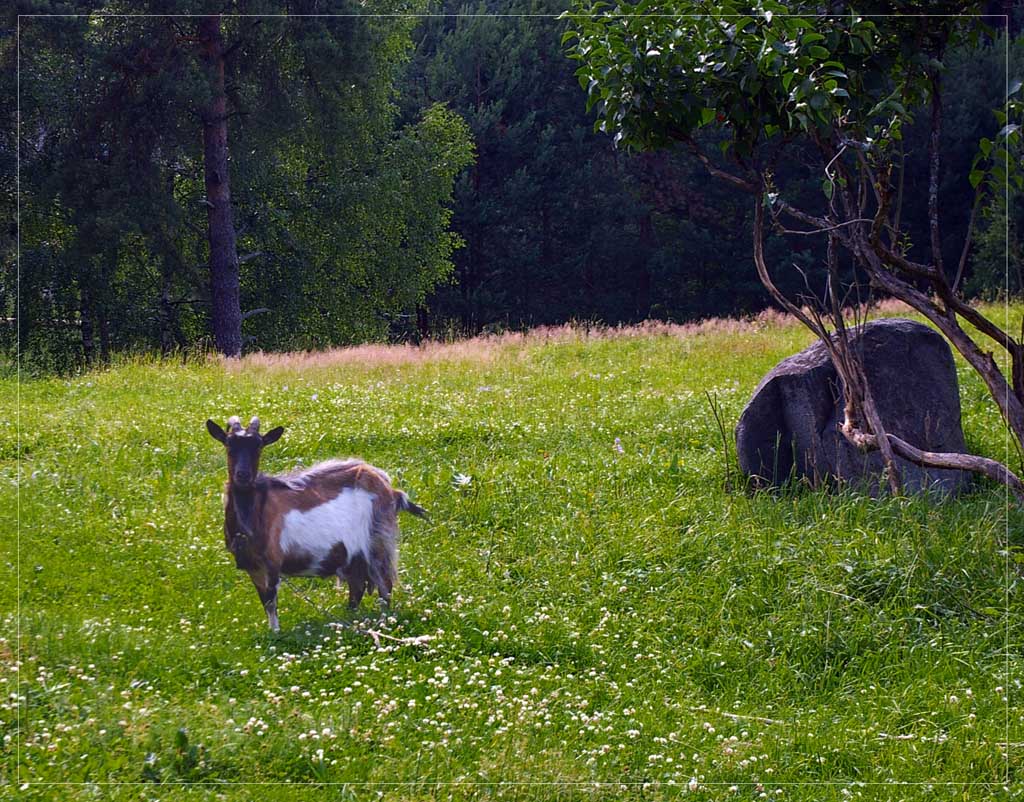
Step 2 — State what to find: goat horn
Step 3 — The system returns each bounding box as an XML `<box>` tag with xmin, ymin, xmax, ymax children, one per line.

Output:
<box><xmin>247</xmin><ymin>416</ymin><xmax>260</xmax><ymax>433</ymax></box>
<box><xmin>227</xmin><ymin>416</ymin><xmax>243</xmax><ymax>433</ymax></box>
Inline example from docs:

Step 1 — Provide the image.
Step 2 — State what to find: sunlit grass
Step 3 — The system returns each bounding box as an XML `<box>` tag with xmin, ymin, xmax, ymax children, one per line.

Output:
<box><xmin>2</xmin><ymin>305</ymin><xmax>1023</xmax><ymax>800</ymax></box>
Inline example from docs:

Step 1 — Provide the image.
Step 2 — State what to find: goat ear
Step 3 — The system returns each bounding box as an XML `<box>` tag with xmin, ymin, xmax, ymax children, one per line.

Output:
<box><xmin>206</xmin><ymin>419</ymin><xmax>228</xmax><ymax>444</ymax></box>
<box><xmin>261</xmin><ymin>426</ymin><xmax>285</xmax><ymax>447</ymax></box>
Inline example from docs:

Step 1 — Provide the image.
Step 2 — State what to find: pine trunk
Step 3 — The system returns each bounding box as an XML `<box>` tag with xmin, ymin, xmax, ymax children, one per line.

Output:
<box><xmin>199</xmin><ymin>15</ymin><xmax>242</xmax><ymax>358</ymax></box>
<box><xmin>80</xmin><ymin>284</ymin><xmax>95</xmax><ymax>366</ymax></box>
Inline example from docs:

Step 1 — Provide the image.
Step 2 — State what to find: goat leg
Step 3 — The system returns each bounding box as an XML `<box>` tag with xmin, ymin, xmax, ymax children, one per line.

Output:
<box><xmin>249</xmin><ymin>567</ymin><xmax>281</xmax><ymax>632</ymax></box>
<box><xmin>341</xmin><ymin>554</ymin><xmax>369</xmax><ymax>609</ymax></box>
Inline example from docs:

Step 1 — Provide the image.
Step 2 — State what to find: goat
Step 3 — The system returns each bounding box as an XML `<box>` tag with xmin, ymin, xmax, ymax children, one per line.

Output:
<box><xmin>206</xmin><ymin>415</ymin><xmax>427</xmax><ymax>631</ymax></box>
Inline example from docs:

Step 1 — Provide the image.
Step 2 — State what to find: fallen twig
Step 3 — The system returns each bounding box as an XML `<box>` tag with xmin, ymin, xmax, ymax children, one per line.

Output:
<box><xmin>365</xmin><ymin>629</ymin><xmax>435</xmax><ymax>649</ymax></box>
<box><xmin>691</xmin><ymin>706</ymin><xmax>785</xmax><ymax>726</ymax></box>
<box><xmin>282</xmin><ymin>578</ymin><xmax>433</xmax><ymax>649</ymax></box>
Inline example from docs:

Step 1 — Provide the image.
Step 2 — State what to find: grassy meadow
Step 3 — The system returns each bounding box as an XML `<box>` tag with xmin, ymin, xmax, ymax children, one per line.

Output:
<box><xmin>2</xmin><ymin>306</ymin><xmax>1024</xmax><ymax>800</ymax></box>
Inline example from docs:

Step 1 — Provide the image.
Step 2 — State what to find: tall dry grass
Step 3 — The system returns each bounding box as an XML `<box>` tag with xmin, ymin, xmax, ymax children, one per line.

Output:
<box><xmin>223</xmin><ymin>299</ymin><xmax>916</xmax><ymax>372</ymax></box>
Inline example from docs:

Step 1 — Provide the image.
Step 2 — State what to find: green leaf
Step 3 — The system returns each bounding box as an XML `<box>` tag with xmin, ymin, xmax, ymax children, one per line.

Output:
<box><xmin>808</xmin><ymin>45</ymin><xmax>830</xmax><ymax>60</ymax></box>
<box><xmin>969</xmin><ymin>168</ymin><xmax>985</xmax><ymax>189</ymax></box>
<box><xmin>822</xmin><ymin>178</ymin><xmax>834</xmax><ymax>199</ymax></box>
<box><xmin>808</xmin><ymin>92</ymin><xmax>829</xmax><ymax>111</ymax></box>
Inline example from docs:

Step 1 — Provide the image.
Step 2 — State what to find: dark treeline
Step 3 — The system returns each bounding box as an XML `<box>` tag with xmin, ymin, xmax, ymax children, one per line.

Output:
<box><xmin>3</xmin><ymin>3</ymin><xmax>1021</xmax><ymax>371</ymax></box>
<box><xmin>406</xmin><ymin>2</ymin><xmax>1023</xmax><ymax>333</ymax></box>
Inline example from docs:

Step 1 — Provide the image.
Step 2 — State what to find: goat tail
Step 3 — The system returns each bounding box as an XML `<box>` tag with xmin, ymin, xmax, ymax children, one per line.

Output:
<box><xmin>397</xmin><ymin>491</ymin><xmax>429</xmax><ymax>520</ymax></box>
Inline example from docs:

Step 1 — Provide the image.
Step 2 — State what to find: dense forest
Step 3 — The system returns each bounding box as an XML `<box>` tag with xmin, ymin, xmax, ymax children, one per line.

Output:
<box><xmin>3</xmin><ymin>3</ymin><xmax>1021</xmax><ymax>371</ymax></box>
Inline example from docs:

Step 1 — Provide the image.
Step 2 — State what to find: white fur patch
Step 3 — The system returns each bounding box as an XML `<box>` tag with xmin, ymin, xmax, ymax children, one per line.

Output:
<box><xmin>279</xmin><ymin>487</ymin><xmax>375</xmax><ymax>576</ymax></box>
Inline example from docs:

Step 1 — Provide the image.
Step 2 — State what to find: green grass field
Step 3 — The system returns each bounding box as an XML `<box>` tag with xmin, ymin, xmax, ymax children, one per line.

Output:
<box><xmin>3</xmin><ymin>308</ymin><xmax>1023</xmax><ymax>800</ymax></box>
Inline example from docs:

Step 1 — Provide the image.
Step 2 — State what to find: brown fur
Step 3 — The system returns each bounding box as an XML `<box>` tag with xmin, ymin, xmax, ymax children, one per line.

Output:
<box><xmin>212</xmin><ymin>428</ymin><xmax>425</xmax><ymax>631</ymax></box>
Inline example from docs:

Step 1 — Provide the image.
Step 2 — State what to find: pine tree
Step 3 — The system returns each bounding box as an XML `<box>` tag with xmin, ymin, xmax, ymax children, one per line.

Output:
<box><xmin>13</xmin><ymin>2</ymin><xmax>473</xmax><ymax>365</ymax></box>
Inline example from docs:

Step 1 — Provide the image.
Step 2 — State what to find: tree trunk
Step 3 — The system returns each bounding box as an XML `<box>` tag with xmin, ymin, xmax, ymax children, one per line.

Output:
<box><xmin>198</xmin><ymin>14</ymin><xmax>242</xmax><ymax>358</ymax></box>
<box><xmin>80</xmin><ymin>284</ymin><xmax>95</xmax><ymax>366</ymax></box>
<box><xmin>159</xmin><ymin>256</ymin><xmax>176</xmax><ymax>355</ymax></box>
<box><xmin>98</xmin><ymin>312</ymin><xmax>110</xmax><ymax>364</ymax></box>
<box><xmin>636</xmin><ymin>212</ymin><xmax>654</xmax><ymax>320</ymax></box>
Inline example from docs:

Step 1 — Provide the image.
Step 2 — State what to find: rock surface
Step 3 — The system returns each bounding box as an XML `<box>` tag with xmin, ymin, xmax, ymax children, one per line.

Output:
<box><xmin>735</xmin><ymin>318</ymin><xmax>971</xmax><ymax>494</ymax></box>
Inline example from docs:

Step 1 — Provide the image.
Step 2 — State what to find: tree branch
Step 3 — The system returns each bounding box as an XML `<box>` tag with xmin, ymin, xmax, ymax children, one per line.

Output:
<box><xmin>773</xmin><ymin>200</ymin><xmax>850</xmax><ymax>245</ymax></box>
<box><xmin>753</xmin><ymin>198</ymin><xmax>828</xmax><ymax>339</ymax></box>
<box><xmin>773</xmin><ymin>218</ymin><xmax>876</xmax><ymax>237</ymax></box>
<box><xmin>679</xmin><ymin>134</ymin><xmax>758</xmax><ymax>193</ymax></box>
<box><xmin>952</xmin><ymin>191</ymin><xmax>983</xmax><ymax>294</ymax></box>
<box><xmin>855</xmin><ymin>242</ymin><xmax>1024</xmax><ymax>446</ymax></box>
<box><xmin>848</xmin><ymin>428</ymin><xmax>1024</xmax><ymax>502</ymax></box>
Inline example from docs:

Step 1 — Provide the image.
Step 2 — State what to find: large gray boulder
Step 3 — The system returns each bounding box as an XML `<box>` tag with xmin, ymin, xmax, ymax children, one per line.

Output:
<box><xmin>735</xmin><ymin>318</ymin><xmax>971</xmax><ymax>494</ymax></box>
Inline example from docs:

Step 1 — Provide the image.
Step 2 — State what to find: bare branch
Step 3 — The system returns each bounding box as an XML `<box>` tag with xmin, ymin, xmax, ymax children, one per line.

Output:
<box><xmin>822</xmin><ymin>233</ymin><xmax>901</xmax><ymax>493</ymax></box>
<box><xmin>868</xmin><ymin>176</ymin><xmax>942</xmax><ymax>280</ymax></box>
<box><xmin>814</xmin><ymin>132</ymin><xmax>860</xmax><ymax>225</ymax></box>
<box><xmin>847</xmin><ymin>428</ymin><xmax>1024</xmax><ymax>502</ymax></box>
<box><xmin>952</xmin><ymin>192</ymin><xmax>983</xmax><ymax>294</ymax></box>
<box><xmin>773</xmin><ymin>218</ymin><xmax>877</xmax><ymax>237</ymax></box>
<box><xmin>892</xmin><ymin>143</ymin><xmax>905</xmax><ymax>250</ymax></box>
<box><xmin>773</xmin><ymin>199</ymin><xmax>850</xmax><ymax>245</ymax></box>
<box><xmin>753</xmin><ymin>199</ymin><xmax>829</xmax><ymax>340</ymax></box>
<box><xmin>857</xmin><ymin>245</ymin><xmax>1024</xmax><ymax>444</ymax></box>
<box><xmin>877</xmin><ymin>245</ymin><xmax>943</xmax><ymax>280</ymax></box>
<box><xmin>678</xmin><ymin>134</ymin><xmax>758</xmax><ymax>193</ymax></box>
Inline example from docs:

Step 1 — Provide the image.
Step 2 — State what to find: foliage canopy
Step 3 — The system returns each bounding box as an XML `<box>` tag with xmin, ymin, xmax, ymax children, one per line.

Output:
<box><xmin>10</xmin><ymin>3</ymin><xmax>474</xmax><ymax>368</ymax></box>
<box><xmin>566</xmin><ymin>2</ymin><xmax>1024</xmax><ymax>497</ymax></box>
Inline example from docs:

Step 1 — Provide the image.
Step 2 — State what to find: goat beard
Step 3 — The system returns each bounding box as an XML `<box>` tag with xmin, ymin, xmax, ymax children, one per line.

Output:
<box><xmin>230</xmin><ymin>486</ymin><xmax>260</xmax><ymax>570</ymax></box>
<box><xmin>230</xmin><ymin>539</ymin><xmax>257</xmax><ymax>570</ymax></box>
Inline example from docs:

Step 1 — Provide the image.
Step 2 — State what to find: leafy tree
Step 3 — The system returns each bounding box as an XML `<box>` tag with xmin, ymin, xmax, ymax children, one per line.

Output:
<box><xmin>403</xmin><ymin>4</ymin><xmax>1005</xmax><ymax>338</ymax></box>
<box><xmin>567</xmin><ymin>3</ymin><xmax>1024</xmax><ymax>498</ymax></box>
<box><xmin>968</xmin><ymin>188</ymin><xmax>1023</xmax><ymax>298</ymax></box>
<box><xmin>958</xmin><ymin>32</ymin><xmax>1024</xmax><ymax>298</ymax></box>
<box><xmin>12</xmin><ymin>2</ymin><xmax>473</xmax><ymax>365</ymax></box>
<box><xmin>0</xmin><ymin>8</ymin><xmax>14</xmax><ymax>369</ymax></box>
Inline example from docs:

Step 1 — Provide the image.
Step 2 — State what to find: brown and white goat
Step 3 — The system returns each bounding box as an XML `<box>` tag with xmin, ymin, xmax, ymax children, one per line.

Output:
<box><xmin>206</xmin><ymin>415</ymin><xmax>427</xmax><ymax>631</ymax></box>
